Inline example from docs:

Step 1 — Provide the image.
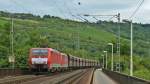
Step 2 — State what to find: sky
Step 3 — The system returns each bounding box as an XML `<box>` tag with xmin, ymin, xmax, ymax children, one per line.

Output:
<box><xmin>0</xmin><ymin>0</ymin><xmax>149</xmax><ymax>23</ymax></box>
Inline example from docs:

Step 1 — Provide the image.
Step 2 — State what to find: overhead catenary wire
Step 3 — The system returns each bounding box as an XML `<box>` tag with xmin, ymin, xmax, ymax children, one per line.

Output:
<box><xmin>92</xmin><ymin>16</ymin><xmax>99</xmax><ymax>21</ymax></box>
<box><xmin>77</xmin><ymin>14</ymin><xmax>89</xmax><ymax>22</ymax></box>
<box><xmin>59</xmin><ymin>0</ymin><xmax>86</xmax><ymax>21</ymax></box>
<box><xmin>72</xmin><ymin>15</ymin><xmax>86</xmax><ymax>22</ymax></box>
<box><xmin>108</xmin><ymin>15</ymin><xmax>117</xmax><ymax>21</ymax></box>
<box><xmin>64</xmin><ymin>2</ymin><xmax>85</xmax><ymax>22</ymax></box>
<box><xmin>63</xmin><ymin>1</ymin><xmax>82</xmax><ymax>21</ymax></box>
<box><xmin>129</xmin><ymin>0</ymin><xmax>144</xmax><ymax>19</ymax></box>
<box><xmin>63</xmin><ymin>0</ymin><xmax>89</xmax><ymax>22</ymax></box>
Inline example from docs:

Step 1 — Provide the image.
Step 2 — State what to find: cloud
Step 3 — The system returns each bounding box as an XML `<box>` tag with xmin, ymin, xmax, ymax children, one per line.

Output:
<box><xmin>0</xmin><ymin>0</ymin><xmax>149</xmax><ymax>23</ymax></box>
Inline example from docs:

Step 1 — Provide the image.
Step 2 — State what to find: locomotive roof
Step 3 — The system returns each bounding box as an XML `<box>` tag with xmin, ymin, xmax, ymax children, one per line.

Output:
<box><xmin>31</xmin><ymin>48</ymin><xmax>59</xmax><ymax>53</ymax></box>
<box><xmin>50</xmin><ymin>48</ymin><xmax>59</xmax><ymax>53</ymax></box>
<box><xmin>61</xmin><ymin>53</ymin><xmax>67</xmax><ymax>56</ymax></box>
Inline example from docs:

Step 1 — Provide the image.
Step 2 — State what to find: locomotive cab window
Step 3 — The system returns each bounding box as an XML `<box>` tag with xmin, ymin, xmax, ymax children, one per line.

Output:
<box><xmin>32</xmin><ymin>49</ymin><xmax>48</xmax><ymax>56</ymax></box>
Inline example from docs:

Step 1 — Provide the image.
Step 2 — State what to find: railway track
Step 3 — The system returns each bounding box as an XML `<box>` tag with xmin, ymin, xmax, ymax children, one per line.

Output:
<box><xmin>0</xmin><ymin>75</ymin><xmax>45</xmax><ymax>84</ymax></box>
<box><xmin>22</xmin><ymin>68</ymin><xmax>94</xmax><ymax>84</ymax></box>
<box><xmin>0</xmin><ymin>68</ymin><xmax>94</xmax><ymax>84</ymax></box>
<box><xmin>58</xmin><ymin>68</ymin><xmax>94</xmax><ymax>84</ymax></box>
<box><xmin>0</xmin><ymin>68</ymin><xmax>31</xmax><ymax>78</ymax></box>
<box><xmin>48</xmin><ymin>69</ymin><xmax>87</xmax><ymax>84</ymax></box>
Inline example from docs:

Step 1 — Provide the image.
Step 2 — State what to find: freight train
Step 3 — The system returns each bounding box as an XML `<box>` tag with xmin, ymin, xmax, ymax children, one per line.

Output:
<box><xmin>28</xmin><ymin>48</ymin><xmax>100</xmax><ymax>71</ymax></box>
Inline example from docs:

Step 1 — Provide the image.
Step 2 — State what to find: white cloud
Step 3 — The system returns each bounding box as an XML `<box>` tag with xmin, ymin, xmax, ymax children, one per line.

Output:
<box><xmin>0</xmin><ymin>0</ymin><xmax>149</xmax><ymax>23</ymax></box>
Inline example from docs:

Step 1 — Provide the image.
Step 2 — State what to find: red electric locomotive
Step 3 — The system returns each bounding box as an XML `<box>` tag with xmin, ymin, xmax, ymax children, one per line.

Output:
<box><xmin>28</xmin><ymin>48</ymin><xmax>68</xmax><ymax>71</ymax></box>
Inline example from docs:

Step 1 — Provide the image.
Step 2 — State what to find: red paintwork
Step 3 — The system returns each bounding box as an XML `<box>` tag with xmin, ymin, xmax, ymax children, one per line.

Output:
<box><xmin>61</xmin><ymin>53</ymin><xmax>68</xmax><ymax>67</ymax></box>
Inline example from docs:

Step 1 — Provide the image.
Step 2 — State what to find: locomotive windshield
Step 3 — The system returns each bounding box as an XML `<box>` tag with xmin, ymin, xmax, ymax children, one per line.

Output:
<box><xmin>32</xmin><ymin>49</ymin><xmax>48</xmax><ymax>56</ymax></box>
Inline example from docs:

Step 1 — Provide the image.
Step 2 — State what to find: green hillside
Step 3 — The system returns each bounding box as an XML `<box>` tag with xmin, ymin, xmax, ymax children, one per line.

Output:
<box><xmin>0</xmin><ymin>12</ymin><xmax>150</xmax><ymax>80</ymax></box>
